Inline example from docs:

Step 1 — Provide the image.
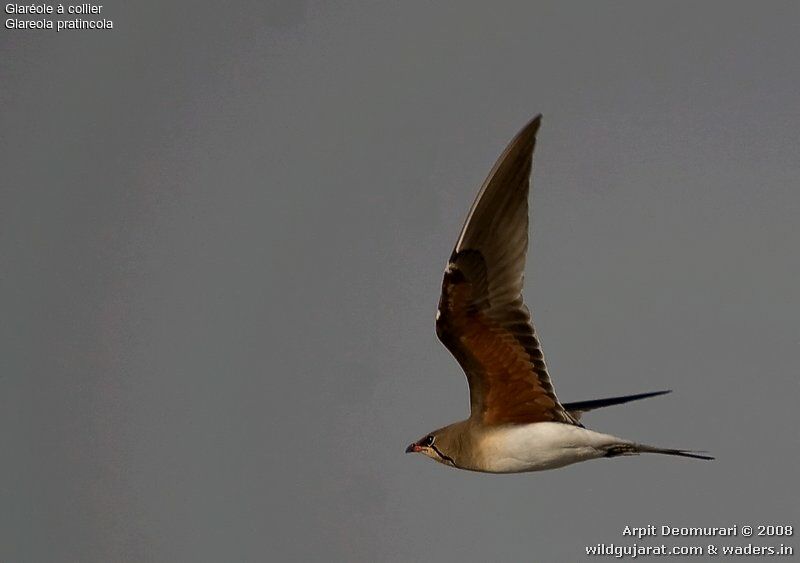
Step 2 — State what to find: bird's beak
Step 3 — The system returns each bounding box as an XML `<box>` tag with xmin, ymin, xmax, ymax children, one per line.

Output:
<box><xmin>406</xmin><ymin>443</ymin><xmax>421</xmax><ymax>453</ymax></box>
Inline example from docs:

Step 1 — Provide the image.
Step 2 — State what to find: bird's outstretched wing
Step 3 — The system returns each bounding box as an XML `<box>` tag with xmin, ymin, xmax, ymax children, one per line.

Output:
<box><xmin>435</xmin><ymin>116</ymin><xmax>577</xmax><ymax>426</ymax></box>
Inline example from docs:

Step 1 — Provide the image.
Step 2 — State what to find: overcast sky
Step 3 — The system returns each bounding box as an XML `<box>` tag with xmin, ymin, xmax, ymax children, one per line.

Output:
<box><xmin>2</xmin><ymin>2</ymin><xmax>799</xmax><ymax>561</ymax></box>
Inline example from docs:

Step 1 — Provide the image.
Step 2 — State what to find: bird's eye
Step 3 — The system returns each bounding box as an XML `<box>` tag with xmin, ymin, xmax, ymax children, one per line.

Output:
<box><xmin>424</xmin><ymin>435</ymin><xmax>435</xmax><ymax>447</ymax></box>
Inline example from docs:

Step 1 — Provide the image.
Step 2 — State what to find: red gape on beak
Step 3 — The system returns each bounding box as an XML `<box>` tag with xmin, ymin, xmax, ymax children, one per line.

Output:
<box><xmin>405</xmin><ymin>443</ymin><xmax>421</xmax><ymax>453</ymax></box>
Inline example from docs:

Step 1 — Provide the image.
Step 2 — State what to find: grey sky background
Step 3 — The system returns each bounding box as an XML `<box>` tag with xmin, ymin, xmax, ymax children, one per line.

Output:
<box><xmin>2</xmin><ymin>2</ymin><xmax>799</xmax><ymax>561</ymax></box>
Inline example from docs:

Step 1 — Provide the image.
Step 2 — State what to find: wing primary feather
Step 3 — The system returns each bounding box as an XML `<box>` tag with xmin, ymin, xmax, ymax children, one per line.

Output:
<box><xmin>436</xmin><ymin>115</ymin><xmax>579</xmax><ymax>426</ymax></box>
<box><xmin>563</xmin><ymin>390</ymin><xmax>672</xmax><ymax>420</ymax></box>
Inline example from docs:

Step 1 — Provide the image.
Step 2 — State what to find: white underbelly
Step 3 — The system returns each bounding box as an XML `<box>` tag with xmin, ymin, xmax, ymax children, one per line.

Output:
<box><xmin>477</xmin><ymin>422</ymin><xmax>628</xmax><ymax>473</ymax></box>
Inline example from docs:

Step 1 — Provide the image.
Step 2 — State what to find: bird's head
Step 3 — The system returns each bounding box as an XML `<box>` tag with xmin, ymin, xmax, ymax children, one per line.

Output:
<box><xmin>405</xmin><ymin>427</ymin><xmax>460</xmax><ymax>467</ymax></box>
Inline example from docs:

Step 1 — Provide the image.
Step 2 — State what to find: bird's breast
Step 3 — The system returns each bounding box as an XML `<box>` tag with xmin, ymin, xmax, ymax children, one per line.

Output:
<box><xmin>474</xmin><ymin>422</ymin><xmax>622</xmax><ymax>473</ymax></box>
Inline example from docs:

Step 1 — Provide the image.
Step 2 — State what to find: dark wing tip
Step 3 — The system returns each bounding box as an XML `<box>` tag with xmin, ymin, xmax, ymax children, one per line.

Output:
<box><xmin>510</xmin><ymin>114</ymin><xmax>542</xmax><ymax>150</ymax></box>
<box><xmin>526</xmin><ymin>113</ymin><xmax>543</xmax><ymax>132</ymax></box>
<box><xmin>561</xmin><ymin>390</ymin><xmax>673</xmax><ymax>419</ymax></box>
<box><xmin>453</xmin><ymin>114</ymin><xmax>543</xmax><ymax>254</ymax></box>
<box><xmin>633</xmin><ymin>389</ymin><xmax>672</xmax><ymax>399</ymax></box>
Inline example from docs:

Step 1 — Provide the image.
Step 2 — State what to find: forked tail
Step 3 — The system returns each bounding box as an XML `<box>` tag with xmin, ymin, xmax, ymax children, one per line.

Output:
<box><xmin>637</xmin><ymin>445</ymin><xmax>714</xmax><ymax>461</ymax></box>
<box><xmin>605</xmin><ymin>443</ymin><xmax>714</xmax><ymax>461</ymax></box>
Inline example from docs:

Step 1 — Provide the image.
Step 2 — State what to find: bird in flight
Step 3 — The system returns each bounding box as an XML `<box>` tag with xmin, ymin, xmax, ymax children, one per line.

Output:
<box><xmin>406</xmin><ymin>115</ymin><xmax>712</xmax><ymax>473</ymax></box>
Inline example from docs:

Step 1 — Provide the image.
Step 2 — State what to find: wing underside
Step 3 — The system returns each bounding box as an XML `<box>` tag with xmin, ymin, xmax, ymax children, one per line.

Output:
<box><xmin>436</xmin><ymin>116</ymin><xmax>578</xmax><ymax>426</ymax></box>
